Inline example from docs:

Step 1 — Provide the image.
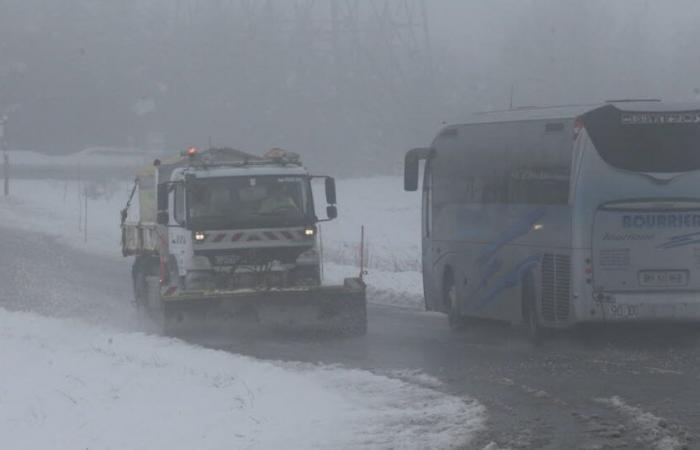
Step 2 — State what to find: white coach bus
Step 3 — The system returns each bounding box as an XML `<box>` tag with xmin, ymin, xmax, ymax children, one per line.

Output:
<box><xmin>405</xmin><ymin>101</ymin><xmax>700</xmax><ymax>338</ymax></box>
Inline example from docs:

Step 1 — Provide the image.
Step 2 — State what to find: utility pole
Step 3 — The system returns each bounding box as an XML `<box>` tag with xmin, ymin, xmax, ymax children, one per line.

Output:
<box><xmin>1</xmin><ymin>114</ymin><xmax>8</xmax><ymax>196</ymax></box>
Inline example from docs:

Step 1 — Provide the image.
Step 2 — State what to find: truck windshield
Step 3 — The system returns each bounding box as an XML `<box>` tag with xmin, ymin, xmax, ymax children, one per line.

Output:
<box><xmin>187</xmin><ymin>176</ymin><xmax>312</xmax><ymax>230</ymax></box>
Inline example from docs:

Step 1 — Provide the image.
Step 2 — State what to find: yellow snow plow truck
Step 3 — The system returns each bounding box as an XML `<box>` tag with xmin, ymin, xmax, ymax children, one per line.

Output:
<box><xmin>121</xmin><ymin>147</ymin><xmax>366</xmax><ymax>335</ymax></box>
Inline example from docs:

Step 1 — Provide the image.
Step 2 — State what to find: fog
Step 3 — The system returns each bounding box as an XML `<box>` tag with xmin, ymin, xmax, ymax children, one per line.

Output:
<box><xmin>1</xmin><ymin>1</ymin><xmax>699</xmax><ymax>174</ymax></box>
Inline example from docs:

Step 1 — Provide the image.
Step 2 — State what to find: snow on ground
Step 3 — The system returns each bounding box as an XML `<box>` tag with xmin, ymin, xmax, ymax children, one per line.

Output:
<box><xmin>0</xmin><ymin>175</ymin><xmax>425</xmax><ymax>308</ymax></box>
<box><xmin>0</xmin><ymin>178</ymin><xmax>130</xmax><ymax>258</ymax></box>
<box><xmin>0</xmin><ymin>308</ymin><xmax>485</xmax><ymax>450</ymax></box>
<box><xmin>316</xmin><ymin>176</ymin><xmax>421</xmax><ymax>272</ymax></box>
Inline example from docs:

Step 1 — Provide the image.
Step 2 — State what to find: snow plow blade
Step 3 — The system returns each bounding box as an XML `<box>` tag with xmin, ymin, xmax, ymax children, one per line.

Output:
<box><xmin>160</xmin><ymin>278</ymin><xmax>367</xmax><ymax>335</ymax></box>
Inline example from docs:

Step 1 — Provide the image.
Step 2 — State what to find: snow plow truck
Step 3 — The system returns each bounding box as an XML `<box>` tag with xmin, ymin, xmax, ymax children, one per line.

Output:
<box><xmin>121</xmin><ymin>147</ymin><xmax>366</xmax><ymax>335</ymax></box>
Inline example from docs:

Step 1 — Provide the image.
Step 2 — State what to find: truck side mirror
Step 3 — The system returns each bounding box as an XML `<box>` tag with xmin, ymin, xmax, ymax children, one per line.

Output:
<box><xmin>325</xmin><ymin>177</ymin><xmax>337</xmax><ymax>205</ymax></box>
<box><xmin>326</xmin><ymin>205</ymin><xmax>338</xmax><ymax>220</ymax></box>
<box><xmin>157</xmin><ymin>183</ymin><xmax>168</xmax><ymax>210</ymax></box>
<box><xmin>157</xmin><ymin>211</ymin><xmax>169</xmax><ymax>225</ymax></box>
<box><xmin>157</xmin><ymin>183</ymin><xmax>170</xmax><ymax>225</ymax></box>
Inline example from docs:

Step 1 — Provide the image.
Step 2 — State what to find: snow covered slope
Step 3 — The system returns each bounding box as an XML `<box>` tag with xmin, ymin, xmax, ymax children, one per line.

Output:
<box><xmin>0</xmin><ymin>308</ymin><xmax>484</xmax><ymax>450</ymax></box>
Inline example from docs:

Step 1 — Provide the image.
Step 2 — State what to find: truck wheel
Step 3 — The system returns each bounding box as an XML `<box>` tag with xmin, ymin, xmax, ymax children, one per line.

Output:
<box><xmin>132</xmin><ymin>270</ymin><xmax>146</xmax><ymax>307</ymax></box>
<box><xmin>522</xmin><ymin>276</ymin><xmax>547</xmax><ymax>343</ymax></box>
<box><xmin>132</xmin><ymin>257</ymin><xmax>159</xmax><ymax>309</ymax></box>
<box><xmin>131</xmin><ymin>259</ymin><xmax>148</xmax><ymax>308</ymax></box>
<box><xmin>444</xmin><ymin>272</ymin><xmax>467</xmax><ymax>331</ymax></box>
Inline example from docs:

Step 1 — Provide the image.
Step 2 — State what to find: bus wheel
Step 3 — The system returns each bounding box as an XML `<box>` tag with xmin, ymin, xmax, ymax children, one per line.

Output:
<box><xmin>444</xmin><ymin>273</ymin><xmax>467</xmax><ymax>331</ymax></box>
<box><xmin>522</xmin><ymin>276</ymin><xmax>546</xmax><ymax>343</ymax></box>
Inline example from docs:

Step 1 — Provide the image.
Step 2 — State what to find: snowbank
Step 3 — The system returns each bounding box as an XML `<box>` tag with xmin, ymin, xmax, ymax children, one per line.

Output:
<box><xmin>0</xmin><ymin>179</ymin><xmax>129</xmax><ymax>257</ymax></box>
<box><xmin>0</xmin><ymin>308</ymin><xmax>484</xmax><ymax>450</ymax></box>
<box><xmin>6</xmin><ymin>148</ymin><xmax>159</xmax><ymax>169</ymax></box>
<box><xmin>0</xmin><ymin>176</ymin><xmax>425</xmax><ymax>308</ymax></box>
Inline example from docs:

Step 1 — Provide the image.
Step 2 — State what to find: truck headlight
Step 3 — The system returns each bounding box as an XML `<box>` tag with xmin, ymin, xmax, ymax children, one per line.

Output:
<box><xmin>304</xmin><ymin>227</ymin><xmax>316</xmax><ymax>237</ymax></box>
<box><xmin>194</xmin><ymin>231</ymin><xmax>207</xmax><ymax>242</ymax></box>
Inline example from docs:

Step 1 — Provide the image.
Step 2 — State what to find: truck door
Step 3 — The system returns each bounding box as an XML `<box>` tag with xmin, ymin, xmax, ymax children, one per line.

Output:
<box><xmin>169</xmin><ymin>183</ymin><xmax>191</xmax><ymax>277</ymax></box>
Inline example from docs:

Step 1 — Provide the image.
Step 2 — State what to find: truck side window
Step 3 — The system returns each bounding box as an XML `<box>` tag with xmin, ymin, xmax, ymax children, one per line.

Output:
<box><xmin>174</xmin><ymin>184</ymin><xmax>186</xmax><ymax>225</ymax></box>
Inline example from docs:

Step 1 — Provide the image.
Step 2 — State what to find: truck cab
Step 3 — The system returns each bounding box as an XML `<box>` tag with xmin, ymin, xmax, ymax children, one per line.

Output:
<box><xmin>158</xmin><ymin>150</ymin><xmax>336</xmax><ymax>292</ymax></box>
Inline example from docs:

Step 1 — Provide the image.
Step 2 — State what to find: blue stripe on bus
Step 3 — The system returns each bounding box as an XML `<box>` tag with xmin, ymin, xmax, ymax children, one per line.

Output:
<box><xmin>657</xmin><ymin>231</ymin><xmax>700</xmax><ymax>250</ymax></box>
<box><xmin>476</xmin><ymin>208</ymin><xmax>546</xmax><ymax>267</ymax></box>
<box><xmin>474</xmin><ymin>254</ymin><xmax>542</xmax><ymax>311</ymax></box>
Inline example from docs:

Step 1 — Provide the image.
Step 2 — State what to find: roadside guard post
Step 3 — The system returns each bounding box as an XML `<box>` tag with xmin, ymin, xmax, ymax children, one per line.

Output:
<box><xmin>1</xmin><ymin>115</ymin><xmax>8</xmax><ymax>197</ymax></box>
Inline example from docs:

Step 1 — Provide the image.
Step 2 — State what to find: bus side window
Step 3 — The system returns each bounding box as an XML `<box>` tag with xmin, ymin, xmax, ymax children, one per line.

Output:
<box><xmin>507</xmin><ymin>167</ymin><xmax>570</xmax><ymax>205</ymax></box>
<box><xmin>422</xmin><ymin>160</ymin><xmax>432</xmax><ymax>237</ymax></box>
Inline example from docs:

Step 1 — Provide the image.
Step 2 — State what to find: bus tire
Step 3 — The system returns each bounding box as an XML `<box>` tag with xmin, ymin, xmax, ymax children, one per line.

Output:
<box><xmin>444</xmin><ymin>271</ymin><xmax>467</xmax><ymax>331</ymax></box>
<box><xmin>522</xmin><ymin>275</ymin><xmax>547</xmax><ymax>343</ymax></box>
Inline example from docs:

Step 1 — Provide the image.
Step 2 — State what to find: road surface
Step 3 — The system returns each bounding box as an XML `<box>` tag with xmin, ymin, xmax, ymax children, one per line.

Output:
<box><xmin>1</xmin><ymin>227</ymin><xmax>697</xmax><ymax>449</ymax></box>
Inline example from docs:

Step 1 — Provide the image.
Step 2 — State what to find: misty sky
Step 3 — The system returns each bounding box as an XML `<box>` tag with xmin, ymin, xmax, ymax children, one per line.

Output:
<box><xmin>1</xmin><ymin>1</ymin><xmax>698</xmax><ymax>174</ymax></box>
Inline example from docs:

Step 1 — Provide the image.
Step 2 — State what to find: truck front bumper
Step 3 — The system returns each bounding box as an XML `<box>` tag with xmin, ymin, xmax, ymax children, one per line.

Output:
<box><xmin>160</xmin><ymin>278</ymin><xmax>367</xmax><ymax>331</ymax></box>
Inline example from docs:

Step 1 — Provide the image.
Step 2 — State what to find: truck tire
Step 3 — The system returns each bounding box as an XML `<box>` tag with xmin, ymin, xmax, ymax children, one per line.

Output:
<box><xmin>132</xmin><ymin>256</ymin><xmax>159</xmax><ymax>309</ymax></box>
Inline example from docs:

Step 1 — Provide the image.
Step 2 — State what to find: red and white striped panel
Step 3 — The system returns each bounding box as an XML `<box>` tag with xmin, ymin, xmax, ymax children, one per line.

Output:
<box><xmin>202</xmin><ymin>229</ymin><xmax>309</xmax><ymax>244</ymax></box>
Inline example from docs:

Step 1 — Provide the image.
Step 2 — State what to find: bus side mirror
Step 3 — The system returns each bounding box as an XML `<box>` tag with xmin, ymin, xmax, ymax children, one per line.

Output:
<box><xmin>404</xmin><ymin>157</ymin><xmax>419</xmax><ymax>191</ymax></box>
<box><xmin>325</xmin><ymin>177</ymin><xmax>337</xmax><ymax>205</ymax></box>
<box><xmin>326</xmin><ymin>205</ymin><xmax>338</xmax><ymax>220</ymax></box>
<box><xmin>404</xmin><ymin>147</ymin><xmax>434</xmax><ymax>191</ymax></box>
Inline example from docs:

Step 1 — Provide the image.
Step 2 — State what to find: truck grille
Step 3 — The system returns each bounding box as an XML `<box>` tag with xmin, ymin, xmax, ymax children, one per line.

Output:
<box><xmin>541</xmin><ymin>254</ymin><xmax>571</xmax><ymax>323</ymax></box>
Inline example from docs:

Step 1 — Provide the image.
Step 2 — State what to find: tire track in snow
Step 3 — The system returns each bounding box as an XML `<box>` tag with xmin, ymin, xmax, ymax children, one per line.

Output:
<box><xmin>595</xmin><ymin>396</ymin><xmax>689</xmax><ymax>450</ymax></box>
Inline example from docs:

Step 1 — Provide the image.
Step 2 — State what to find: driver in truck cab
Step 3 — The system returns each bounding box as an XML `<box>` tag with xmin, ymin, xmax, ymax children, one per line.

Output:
<box><xmin>189</xmin><ymin>184</ymin><xmax>239</xmax><ymax>218</ymax></box>
<box><xmin>258</xmin><ymin>184</ymin><xmax>300</xmax><ymax>215</ymax></box>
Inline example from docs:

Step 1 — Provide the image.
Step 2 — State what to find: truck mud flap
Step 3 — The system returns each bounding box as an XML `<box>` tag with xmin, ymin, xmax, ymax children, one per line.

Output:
<box><xmin>161</xmin><ymin>278</ymin><xmax>367</xmax><ymax>335</ymax></box>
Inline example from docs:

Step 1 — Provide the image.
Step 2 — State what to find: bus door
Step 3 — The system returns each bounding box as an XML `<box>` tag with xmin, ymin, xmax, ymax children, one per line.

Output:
<box><xmin>421</xmin><ymin>158</ymin><xmax>437</xmax><ymax>309</ymax></box>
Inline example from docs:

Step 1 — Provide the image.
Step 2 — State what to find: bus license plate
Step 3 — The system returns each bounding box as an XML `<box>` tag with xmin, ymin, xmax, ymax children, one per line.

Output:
<box><xmin>599</xmin><ymin>303</ymin><xmax>639</xmax><ymax>319</ymax></box>
<box><xmin>638</xmin><ymin>270</ymin><xmax>688</xmax><ymax>287</ymax></box>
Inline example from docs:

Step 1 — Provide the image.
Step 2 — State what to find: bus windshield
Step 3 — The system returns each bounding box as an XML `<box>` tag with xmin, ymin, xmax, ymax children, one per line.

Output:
<box><xmin>187</xmin><ymin>175</ymin><xmax>312</xmax><ymax>230</ymax></box>
<box><xmin>583</xmin><ymin>105</ymin><xmax>700</xmax><ymax>173</ymax></box>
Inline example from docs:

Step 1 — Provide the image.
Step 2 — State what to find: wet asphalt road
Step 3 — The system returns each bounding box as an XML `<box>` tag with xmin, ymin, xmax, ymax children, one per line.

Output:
<box><xmin>2</xmin><ymin>226</ymin><xmax>700</xmax><ymax>449</ymax></box>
